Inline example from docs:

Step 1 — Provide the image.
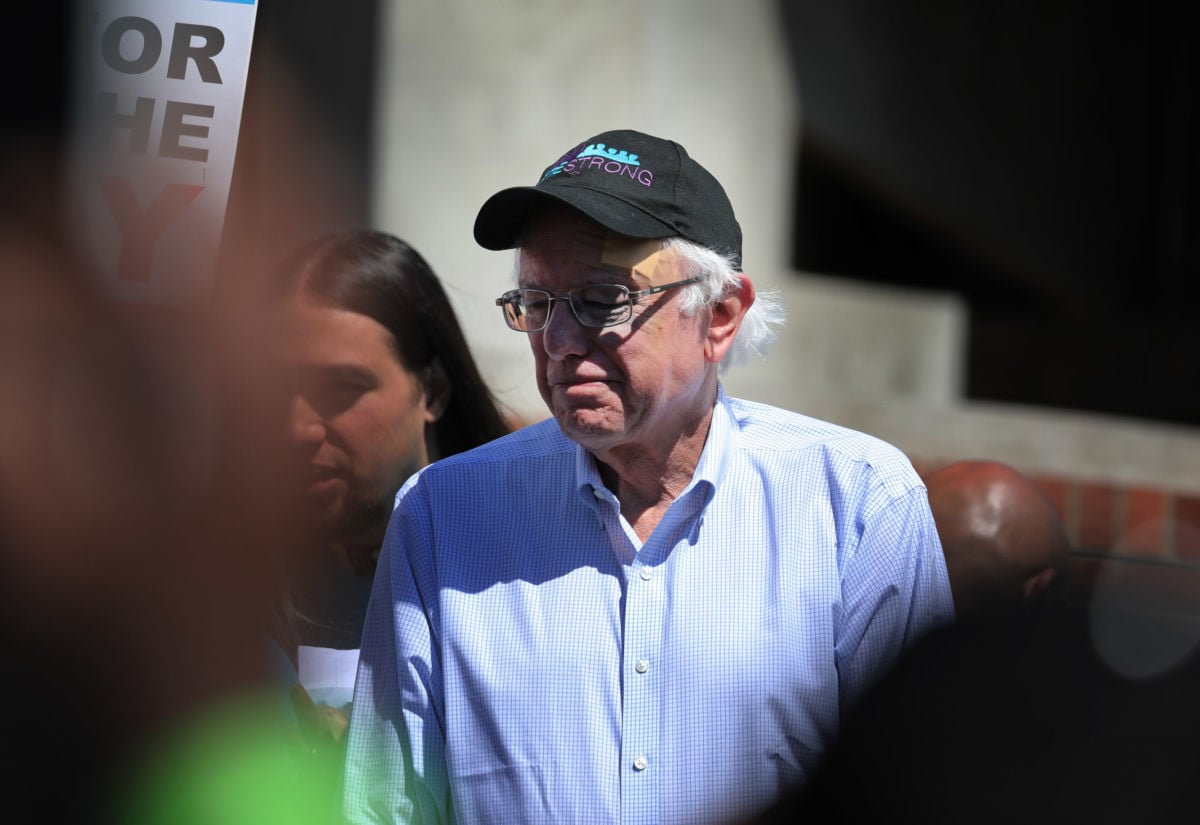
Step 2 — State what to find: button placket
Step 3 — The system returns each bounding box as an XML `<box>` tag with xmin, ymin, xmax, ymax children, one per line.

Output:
<box><xmin>622</xmin><ymin>555</ymin><xmax>664</xmax><ymax>821</ymax></box>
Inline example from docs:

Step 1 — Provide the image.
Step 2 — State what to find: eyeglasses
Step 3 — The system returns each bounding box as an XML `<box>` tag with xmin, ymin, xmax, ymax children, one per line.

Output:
<box><xmin>495</xmin><ymin>277</ymin><xmax>703</xmax><ymax>332</ymax></box>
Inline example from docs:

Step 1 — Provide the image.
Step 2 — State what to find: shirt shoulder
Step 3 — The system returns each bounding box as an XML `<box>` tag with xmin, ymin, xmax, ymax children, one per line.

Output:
<box><xmin>399</xmin><ymin>418</ymin><xmax>573</xmax><ymax>500</ymax></box>
<box><xmin>724</xmin><ymin>395</ymin><xmax>923</xmax><ymax>500</ymax></box>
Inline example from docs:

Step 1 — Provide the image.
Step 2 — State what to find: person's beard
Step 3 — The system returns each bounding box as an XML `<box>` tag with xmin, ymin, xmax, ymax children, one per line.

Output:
<box><xmin>321</xmin><ymin>488</ymin><xmax>391</xmax><ymax>547</ymax></box>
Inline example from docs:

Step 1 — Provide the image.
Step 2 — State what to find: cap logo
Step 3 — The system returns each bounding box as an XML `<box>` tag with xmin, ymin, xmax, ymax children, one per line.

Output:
<box><xmin>539</xmin><ymin>142</ymin><xmax>654</xmax><ymax>187</ymax></box>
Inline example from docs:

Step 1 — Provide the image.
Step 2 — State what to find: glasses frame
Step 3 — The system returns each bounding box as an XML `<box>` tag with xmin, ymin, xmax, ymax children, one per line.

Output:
<box><xmin>495</xmin><ymin>276</ymin><xmax>704</xmax><ymax>332</ymax></box>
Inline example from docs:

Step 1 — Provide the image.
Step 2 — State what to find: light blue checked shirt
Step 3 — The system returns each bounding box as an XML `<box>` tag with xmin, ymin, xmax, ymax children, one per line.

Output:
<box><xmin>344</xmin><ymin>387</ymin><xmax>954</xmax><ymax>825</ymax></box>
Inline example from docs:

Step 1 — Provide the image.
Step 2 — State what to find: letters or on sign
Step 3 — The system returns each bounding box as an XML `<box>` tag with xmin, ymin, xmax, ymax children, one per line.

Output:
<box><xmin>69</xmin><ymin>0</ymin><xmax>258</xmax><ymax>306</ymax></box>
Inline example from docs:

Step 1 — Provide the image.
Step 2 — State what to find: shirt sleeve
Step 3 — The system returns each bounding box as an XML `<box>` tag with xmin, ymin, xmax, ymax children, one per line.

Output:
<box><xmin>834</xmin><ymin>484</ymin><xmax>956</xmax><ymax>712</ymax></box>
<box><xmin>342</xmin><ymin>479</ymin><xmax>453</xmax><ymax>825</ymax></box>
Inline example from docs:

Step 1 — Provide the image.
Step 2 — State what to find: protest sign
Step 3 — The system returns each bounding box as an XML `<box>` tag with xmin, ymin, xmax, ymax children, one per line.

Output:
<box><xmin>69</xmin><ymin>0</ymin><xmax>258</xmax><ymax>306</ymax></box>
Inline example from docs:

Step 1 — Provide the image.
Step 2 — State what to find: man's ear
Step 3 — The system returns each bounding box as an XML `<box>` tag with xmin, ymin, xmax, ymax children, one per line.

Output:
<box><xmin>704</xmin><ymin>274</ymin><xmax>755</xmax><ymax>364</ymax></box>
<box><xmin>422</xmin><ymin>358</ymin><xmax>450</xmax><ymax>423</ymax></box>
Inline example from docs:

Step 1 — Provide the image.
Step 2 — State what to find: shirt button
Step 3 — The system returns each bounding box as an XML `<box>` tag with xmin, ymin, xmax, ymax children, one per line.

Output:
<box><xmin>635</xmin><ymin>659</ymin><xmax>649</xmax><ymax>674</ymax></box>
<box><xmin>633</xmin><ymin>756</ymin><xmax>648</xmax><ymax>771</ymax></box>
<box><xmin>639</xmin><ymin>567</ymin><xmax>653</xmax><ymax>581</ymax></box>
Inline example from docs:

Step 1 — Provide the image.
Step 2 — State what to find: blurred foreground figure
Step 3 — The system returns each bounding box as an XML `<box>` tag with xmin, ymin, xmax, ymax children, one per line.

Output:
<box><xmin>925</xmin><ymin>460</ymin><xmax>1070</xmax><ymax>617</ymax></box>
<box><xmin>1</xmin><ymin>3</ymin><xmax>351</xmax><ymax>820</ymax></box>
<box><xmin>0</xmin><ymin>184</ymin><xmax>339</xmax><ymax>824</ymax></box>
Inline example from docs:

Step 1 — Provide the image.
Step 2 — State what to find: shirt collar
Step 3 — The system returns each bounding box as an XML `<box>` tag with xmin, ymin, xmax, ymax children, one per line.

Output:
<box><xmin>573</xmin><ymin>383</ymin><xmax>736</xmax><ymax>519</ymax></box>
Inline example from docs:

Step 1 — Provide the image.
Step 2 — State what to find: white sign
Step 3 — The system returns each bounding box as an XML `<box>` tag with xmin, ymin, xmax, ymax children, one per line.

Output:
<box><xmin>69</xmin><ymin>0</ymin><xmax>258</xmax><ymax>307</ymax></box>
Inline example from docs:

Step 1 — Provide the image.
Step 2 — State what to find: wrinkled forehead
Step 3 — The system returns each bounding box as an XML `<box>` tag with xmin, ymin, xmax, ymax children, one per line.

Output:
<box><xmin>519</xmin><ymin>208</ymin><xmax>676</xmax><ymax>286</ymax></box>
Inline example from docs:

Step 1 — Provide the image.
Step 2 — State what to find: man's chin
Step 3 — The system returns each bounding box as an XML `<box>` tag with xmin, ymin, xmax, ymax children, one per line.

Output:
<box><xmin>555</xmin><ymin>409</ymin><xmax>625</xmax><ymax>448</ymax></box>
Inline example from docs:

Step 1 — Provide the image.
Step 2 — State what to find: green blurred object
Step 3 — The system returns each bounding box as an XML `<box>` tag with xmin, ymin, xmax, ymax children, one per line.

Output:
<box><xmin>113</xmin><ymin>690</ymin><xmax>343</xmax><ymax>825</ymax></box>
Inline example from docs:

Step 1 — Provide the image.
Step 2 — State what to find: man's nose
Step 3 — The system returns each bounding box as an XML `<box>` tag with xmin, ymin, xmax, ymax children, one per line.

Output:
<box><xmin>539</xmin><ymin>298</ymin><xmax>590</xmax><ymax>359</ymax></box>
<box><xmin>287</xmin><ymin>394</ymin><xmax>325</xmax><ymax>443</ymax></box>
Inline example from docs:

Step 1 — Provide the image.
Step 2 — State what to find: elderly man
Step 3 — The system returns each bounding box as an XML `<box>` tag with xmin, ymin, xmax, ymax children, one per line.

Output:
<box><xmin>343</xmin><ymin>129</ymin><xmax>954</xmax><ymax>825</ymax></box>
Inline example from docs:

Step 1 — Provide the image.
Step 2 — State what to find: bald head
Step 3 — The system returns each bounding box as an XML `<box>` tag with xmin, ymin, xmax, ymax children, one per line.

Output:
<box><xmin>925</xmin><ymin>461</ymin><xmax>1071</xmax><ymax>617</ymax></box>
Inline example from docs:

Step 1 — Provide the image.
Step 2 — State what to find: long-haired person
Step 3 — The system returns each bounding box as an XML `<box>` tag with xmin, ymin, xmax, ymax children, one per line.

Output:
<box><xmin>269</xmin><ymin>230</ymin><xmax>511</xmax><ymax>741</ymax></box>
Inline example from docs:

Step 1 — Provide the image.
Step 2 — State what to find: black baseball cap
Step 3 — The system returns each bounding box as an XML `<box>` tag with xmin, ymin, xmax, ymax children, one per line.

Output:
<box><xmin>473</xmin><ymin>129</ymin><xmax>743</xmax><ymax>270</ymax></box>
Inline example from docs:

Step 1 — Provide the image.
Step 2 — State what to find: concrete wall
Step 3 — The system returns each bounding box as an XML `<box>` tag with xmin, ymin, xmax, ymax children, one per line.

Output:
<box><xmin>370</xmin><ymin>0</ymin><xmax>1200</xmax><ymax>510</ymax></box>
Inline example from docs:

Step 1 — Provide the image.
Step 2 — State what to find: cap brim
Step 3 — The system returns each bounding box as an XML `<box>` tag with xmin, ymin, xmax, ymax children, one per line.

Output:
<box><xmin>473</xmin><ymin>186</ymin><xmax>677</xmax><ymax>251</ymax></box>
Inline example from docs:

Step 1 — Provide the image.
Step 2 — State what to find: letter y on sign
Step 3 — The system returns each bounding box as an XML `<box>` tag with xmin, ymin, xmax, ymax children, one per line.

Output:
<box><xmin>97</xmin><ymin>175</ymin><xmax>205</xmax><ymax>282</ymax></box>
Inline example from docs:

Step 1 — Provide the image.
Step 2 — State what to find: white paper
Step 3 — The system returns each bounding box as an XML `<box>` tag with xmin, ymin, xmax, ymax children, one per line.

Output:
<box><xmin>297</xmin><ymin>644</ymin><xmax>360</xmax><ymax>711</ymax></box>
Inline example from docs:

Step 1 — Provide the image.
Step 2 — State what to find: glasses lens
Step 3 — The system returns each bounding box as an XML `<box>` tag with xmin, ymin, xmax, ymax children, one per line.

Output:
<box><xmin>571</xmin><ymin>284</ymin><xmax>631</xmax><ymax>327</ymax></box>
<box><xmin>501</xmin><ymin>294</ymin><xmax>525</xmax><ymax>330</ymax></box>
<box><xmin>510</xmin><ymin>289</ymin><xmax>552</xmax><ymax>331</ymax></box>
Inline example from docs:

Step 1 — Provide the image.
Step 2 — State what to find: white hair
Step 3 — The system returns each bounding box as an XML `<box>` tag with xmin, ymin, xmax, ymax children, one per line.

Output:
<box><xmin>664</xmin><ymin>238</ymin><xmax>786</xmax><ymax>372</ymax></box>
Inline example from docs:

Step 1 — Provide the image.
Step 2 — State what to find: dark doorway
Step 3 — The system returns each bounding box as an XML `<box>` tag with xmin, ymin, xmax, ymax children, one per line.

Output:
<box><xmin>779</xmin><ymin>1</ymin><xmax>1199</xmax><ymax>426</ymax></box>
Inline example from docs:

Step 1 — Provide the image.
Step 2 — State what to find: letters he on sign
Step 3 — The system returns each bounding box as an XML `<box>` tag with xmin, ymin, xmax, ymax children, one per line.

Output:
<box><xmin>70</xmin><ymin>1</ymin><xmax>258</xmax><ymax>306</ymax></box>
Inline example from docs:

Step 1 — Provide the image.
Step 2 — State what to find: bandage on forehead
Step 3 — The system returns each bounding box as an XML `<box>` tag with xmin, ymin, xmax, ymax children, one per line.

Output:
<box><xmin>601</xmin><ymin>234</ymin><xmax>665</xmax><ymax>284</ymax></box>
<box><xmin>567</xmin><ymin>222</ymin><xmax>667</xmax><ymax>284</ymax></box>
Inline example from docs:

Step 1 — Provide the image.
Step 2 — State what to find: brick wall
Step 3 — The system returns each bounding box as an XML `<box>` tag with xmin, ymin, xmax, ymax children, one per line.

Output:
<box><xmin>912</xmin><ymin>457</ymin><xmax>1200</xmax><ymax>564</ymax></box>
